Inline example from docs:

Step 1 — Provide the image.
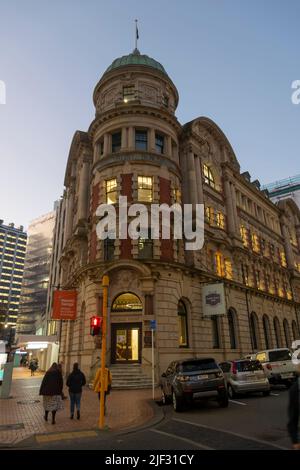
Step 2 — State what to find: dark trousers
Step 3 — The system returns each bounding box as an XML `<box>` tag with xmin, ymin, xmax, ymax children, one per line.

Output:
<box><xmin>69</xmin><ymin>392</ymin><xmax>82</xmax><ymax>415</ymax></box>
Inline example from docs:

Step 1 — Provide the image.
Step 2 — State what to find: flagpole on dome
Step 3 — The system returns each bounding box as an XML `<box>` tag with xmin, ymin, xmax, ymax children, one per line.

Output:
<box><xmin>134</xmin><ymin>19</ymin><xmax>140</xmax><ymax>54</ymax></box>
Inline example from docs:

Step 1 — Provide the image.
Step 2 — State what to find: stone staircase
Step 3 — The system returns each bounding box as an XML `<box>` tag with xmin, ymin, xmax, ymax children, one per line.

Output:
<box><xmin>110</xmin><ymin>363</ymin><xmax>154</xmax><ymax>390</ymax></box>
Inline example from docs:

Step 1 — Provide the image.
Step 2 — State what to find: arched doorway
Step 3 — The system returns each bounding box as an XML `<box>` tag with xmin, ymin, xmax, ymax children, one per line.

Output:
<box><xmin>110</xmin><ymin>292</ymin><xmax>143</xmax><ymax>364</ymax></box>
<box><xmin>250</xmin><ymin>312</ymin><xmax>259</xmax><ymax>350</ymax></box>
<box><xmin>262</xmin><ymin>315</ymin><xmax>272</xmax><ymax>349</ymax></box>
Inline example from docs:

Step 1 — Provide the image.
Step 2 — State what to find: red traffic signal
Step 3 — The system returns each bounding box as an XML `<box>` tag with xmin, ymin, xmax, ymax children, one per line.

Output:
<box><xmin>90</xmin><ymin>316</ymin><xmax>102</xmax><ymax>336</ymax></box>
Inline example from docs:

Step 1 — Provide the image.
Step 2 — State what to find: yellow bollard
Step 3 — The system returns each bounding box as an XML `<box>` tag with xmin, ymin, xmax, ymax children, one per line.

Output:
<box><xmin>99</xmin><ymin>275</ymin><xmax>109</xmax><ymax>429</ymax></box>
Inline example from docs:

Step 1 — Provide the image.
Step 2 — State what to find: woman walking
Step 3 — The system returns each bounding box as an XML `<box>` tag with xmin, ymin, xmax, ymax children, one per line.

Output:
<box><xmin>66</xmin><ymin>363</ymin><xmax>86</xmax><ymax>420</ymax></box>
<box><xmin>39</xmin><ymin>362</ymin><xmax>63</xmax><ymax>424</ymax></box>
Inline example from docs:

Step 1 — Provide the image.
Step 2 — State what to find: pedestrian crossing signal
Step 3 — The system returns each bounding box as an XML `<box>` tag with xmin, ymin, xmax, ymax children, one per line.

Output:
<box><xmin>90</xmin><ymin>316</ymin><xmax>102</xmax><ymax>336</ymax></box>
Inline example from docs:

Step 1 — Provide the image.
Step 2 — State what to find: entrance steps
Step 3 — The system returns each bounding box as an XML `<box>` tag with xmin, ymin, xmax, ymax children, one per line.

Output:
<box><xmin>110</xmin><ymin>363</ymin><xmax>154</xmax><ymax>390</ymax></box>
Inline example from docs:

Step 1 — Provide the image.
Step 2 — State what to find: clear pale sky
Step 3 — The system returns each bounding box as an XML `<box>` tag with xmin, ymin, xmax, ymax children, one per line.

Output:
<box><xmin>0</xmin><ymin>0</ymin><xmax>299</xmax><ymax>229</ymax></box>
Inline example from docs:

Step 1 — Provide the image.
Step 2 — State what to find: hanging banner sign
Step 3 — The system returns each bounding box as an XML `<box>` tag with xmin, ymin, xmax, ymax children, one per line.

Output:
<box><xmin>202</xmin><ymin>283</ymin><xmax>226</xmax><ymax>317</ymax></box>
<box><xmin>51</xmin><ymin>290</ymin><xmax>77</xmax><ymax>320</ymax></box>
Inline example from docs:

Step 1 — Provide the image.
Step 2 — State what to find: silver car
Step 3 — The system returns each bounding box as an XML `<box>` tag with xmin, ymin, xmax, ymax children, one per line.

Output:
<box><xmin>219</xmin><ymin>360</ymin><xmax>270</xmax><ymax>398</ymax></box>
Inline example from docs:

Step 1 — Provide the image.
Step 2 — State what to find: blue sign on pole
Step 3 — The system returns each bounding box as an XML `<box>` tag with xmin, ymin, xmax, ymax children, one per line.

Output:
<box><xmin>150</xmin><ymin>320</ymin><xmax>156</xmax><ymax>330</ymax></box>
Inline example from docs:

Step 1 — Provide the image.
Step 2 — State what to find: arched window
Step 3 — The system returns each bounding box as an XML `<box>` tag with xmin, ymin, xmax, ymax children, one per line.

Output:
<box><xmin>273</xmin><ymin>317</ymin><xmax>282</xmax><ymax>348</ymax></box>
<box><xmin>211</xmin><ymin>316</ymin><xmax>220</xmax><ymax>349</ymax></box>
<box><xmin>292</xmin><ymin>320</ymin><xmax>299</xmax><ymax>341</ymax></box>
<box><xmin>283</xmin><ymin>319</ymin><xmax>291</xmax><ymax>348</ymax></box>
<box><xmin>203</xmin><ymin>164</ymin><xmax>216</xmax><ymax>189</ymax></box>
<box><xmin>250</xmin><ymin>312</ymin><xmax>259</xmax><ymax>350</ymax></box>
<box><xmin>178</xmin><ymin>301</ymin><xmax>188</xmax><ymax>347</ymax></box>
<box><xmin>262</xmin><ymin>315</ymin><xmax>271</xmax><ymax>349</ymax></box>
<box><xmin>228</xmin><ymin>308</ymin><xmax>237</xmax><ymax>349</ymax></box>
<box><xmin>111</xmin><ymin>293</ymin><xmax>142</xmax><ymax>312</ymax></box>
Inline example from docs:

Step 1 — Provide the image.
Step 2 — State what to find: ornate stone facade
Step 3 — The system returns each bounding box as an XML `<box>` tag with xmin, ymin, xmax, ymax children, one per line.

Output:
<box><xmin>54</xmin><ymin>50</ymin><xmax>300</xmax><ymax>381</ymax></box>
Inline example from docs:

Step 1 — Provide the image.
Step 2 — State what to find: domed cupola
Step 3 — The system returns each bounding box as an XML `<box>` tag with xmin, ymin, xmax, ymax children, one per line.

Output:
<box><xmin>103</xmin><ymin>48</ymin><xmax>169</xmax><ymax>78</ymax></box>
<box><xmin>93</xmin><ymin>48</ymin><xmax>178</xmax><ymax>115</ymax></box>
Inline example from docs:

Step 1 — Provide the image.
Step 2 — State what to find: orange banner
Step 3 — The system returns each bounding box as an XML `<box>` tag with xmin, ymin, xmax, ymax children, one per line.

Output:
<box><xmin>52</xmin><ymin>290</ymin><xmax>77</xmax><ymax>320</ymax></box>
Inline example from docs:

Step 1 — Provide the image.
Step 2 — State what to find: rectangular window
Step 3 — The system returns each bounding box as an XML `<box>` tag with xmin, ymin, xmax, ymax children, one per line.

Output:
<box><xmin>205</xmin><ymin>206</ymin><xmax>214</xmax><ymax>224</ymax></box>
<box><xmin>251</xmin><ymin>233</ymin><xmax>260</xmax><ymax>253</ymax></box>
<box><xmin>99</xmin><ymin>141</ymin><xmax>104</xmax><ymax>156</ymax></box>
<box><xmin>123</xmin><ymin>86</ymin><xmax>135</xmax><ymax>103</ymax></box>
<box><xmin>242</xmin><ymin>264</ymin><xmax>249</xmax><ymax>286</ymax></box>
<box><xmin>215</xmin><ymin>252</ymin><xmax>224</xmax><ymax>277</ymax></box>
<box><xmin>106</xmin><ymin>178</ymin><xmax>117</xmax><ymax>204</ymax></box>
<box><xmin>155</xmin><ymin>133</ymin><xmax>164</xmax><ymax>154</ymax></box>
<box><xmin>135</xmin><ymin>130</ymin><xmax>148</xmax><ymax>151</ymax></box>
<box><xmin>240</xmin><ymin>225</ymin><xmax>249</xmax><ymax>248</ymax></box>
<box><xmin>224</xmin><ymin>259</ymin><xmax>233</xmax><ymax>280</ymax></box>
<box><xmin>138</xmin><ymin>237</ymin><xmax>153</xmax><ymax>259</ymax></box>
<box><xmin>138</xmin><ymin>176</ymin><xmax>153</xmax><ymax>202</ymax></box>
<box><xmin>280</xmin><ymin>251</ymin><xmax>287</xmax><ymax>268</ymax></box>
<box><xmin>173</xmin><ymin>188</ymin><xmax>181</xmax><ymax>203</ymax></box>
<box><xmin>104</xmin><ymin>238</ymin><xmax>115</xmax><ymax>261</ymax></box>
<box><xmin>111</xmin><ymin>132</ymin><xmax>121</xmax><ymax>153</ymax></box>
<box><xmin>216</xmin><ymin>212</ymin><xmax>225</xmax><ymax>229</ymax></box>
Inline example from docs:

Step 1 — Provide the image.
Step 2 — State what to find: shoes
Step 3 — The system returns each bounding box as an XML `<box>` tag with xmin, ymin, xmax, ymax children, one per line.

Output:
<box><xmin>77</xmin><ymin>411</ymin><xmax>80</xmax><ymax>420</ymax></box>
<box><xmin>70</xmin><ymin>414</ymin><xmax>74</xmax><ymax>419</ymax></box>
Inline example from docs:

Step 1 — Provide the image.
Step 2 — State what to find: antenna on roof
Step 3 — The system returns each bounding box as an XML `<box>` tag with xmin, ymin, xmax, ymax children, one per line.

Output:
<box><xmin>133</xmin><ymin>19</ymin><xmax>140</xmax><ymax>54</ymax></box>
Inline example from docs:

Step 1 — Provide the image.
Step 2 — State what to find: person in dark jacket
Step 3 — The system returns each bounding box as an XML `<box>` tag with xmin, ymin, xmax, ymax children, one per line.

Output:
<box><xmin>66</xmin><ymin>363</ymin><xmax>86</xmax><ymax>420</ymax></box>
<box><xmin>287</xmin><ymin>364</ymin><xmax>300</xmax><ymax>449</ymax></box>
<box><xmin>39</xmin><ymin>362</ymin><xmax>63</xmax><ymax>424</ymax></box>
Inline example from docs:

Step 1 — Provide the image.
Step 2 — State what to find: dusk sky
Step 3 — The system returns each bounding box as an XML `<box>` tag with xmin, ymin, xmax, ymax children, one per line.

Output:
<box><xmin>0</xmin><ymin>0</ymin><xmax>299</xmax><ymax>229</ymax></box>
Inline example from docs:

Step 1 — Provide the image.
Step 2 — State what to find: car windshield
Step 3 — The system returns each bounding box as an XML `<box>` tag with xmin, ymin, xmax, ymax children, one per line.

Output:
<box><xmin>179</xmin><ymin>359</ymin><xmax>217</xmax><ymax>373</ymax></box>
<box><xmin>236</xmin><ymin>360</ymin><xmax>263</xmax><ymax>372</ymax></box>
<box><xmin>269</xmin><ymin>350</ymin><xmax>291</xmax><ymax>362</ymax></box>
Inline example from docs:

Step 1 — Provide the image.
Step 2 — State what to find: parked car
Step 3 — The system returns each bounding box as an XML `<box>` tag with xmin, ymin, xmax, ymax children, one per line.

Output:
<box><xmin>219</xmin><ymin>360</ymin><xmax>270</xmax><ymax>398</ymax></box>
<box><xmin>159</xmin><ymin>357</ymin><xmax>228</xmax><ymax>412</ymax></box>
<box><xmin>254</xmin><ymin>348</ymin><xmax>296</xmax><ymax>388</ymax></box>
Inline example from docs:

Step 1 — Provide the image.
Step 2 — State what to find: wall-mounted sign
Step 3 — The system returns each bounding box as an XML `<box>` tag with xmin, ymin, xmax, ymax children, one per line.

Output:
<box><xmin>202</xmin><ymin>283</ymin><xmax>226</xmax><ymax>317</ymax></box>
<box><xmin>51</xmin><ymin>290</ymin><xmax>77</xmax><ymax>320</ymax></box>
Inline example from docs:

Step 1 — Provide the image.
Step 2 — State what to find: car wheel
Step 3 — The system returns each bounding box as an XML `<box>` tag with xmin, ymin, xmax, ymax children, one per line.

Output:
<box><xmin>227</xmin><ymin>384</ymin><xmax>236</xmax><ymax>399</ymax></box>
<box><xmin>262</xmin><ymin>390</ymin><xmax>270</xmax><ymax>397</ymax></box>
<box><xmin>172</xmin><ymin>391</ymin><xmax>184</xmax><ymax>412</ymax></box>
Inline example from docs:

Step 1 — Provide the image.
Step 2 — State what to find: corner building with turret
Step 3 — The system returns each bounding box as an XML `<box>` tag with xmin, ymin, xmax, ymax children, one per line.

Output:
<box><xmin>55</xmin><ymin>49</ymin><xmax>300</xmax><ymax>383</ymax></box>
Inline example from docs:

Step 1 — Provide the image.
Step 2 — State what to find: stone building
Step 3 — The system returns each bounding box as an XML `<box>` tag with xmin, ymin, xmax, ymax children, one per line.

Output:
<box><xmin>56</xmin><ymin>49</ymin><xmax>300</xmax><ymax>382</ymax></box>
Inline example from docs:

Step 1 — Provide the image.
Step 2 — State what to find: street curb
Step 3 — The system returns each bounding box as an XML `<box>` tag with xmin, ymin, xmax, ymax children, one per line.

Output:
<box><xmin>7</xmin><ymin>398</ymin><xmax>165</xmax><ymax>449</ymax></box>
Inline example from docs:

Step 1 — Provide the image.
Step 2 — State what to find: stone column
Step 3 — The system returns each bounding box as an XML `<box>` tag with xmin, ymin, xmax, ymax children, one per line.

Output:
<box><xmin>187</xmin><ymin>150</ymin><xmax>197</xmax><ymax>206</ymax></box>
<box><xmin>281</xmin><ymin>221</ymin><xmax>295</xmax><ymax>269</ymax></box>
<box><xmin>224</xmin><ymin>178</ymin><xmax>236</xmax><ymax>236</ymax></box>
<box><xmin>78</xmin><ymin>157</ymin><xmax>90</xmax><ymax>222</ymax></box>
<box><xmin>63</xmin><ymin>187</ymin><xmax>74</xmax><ymax>245</ymax></box>
<box><xmin>121</xmin><ymin>127</ymin><xmax>127</xmax><ymax>151</ymax></box>
<box><xmin>149</xmin><ymin>128</ymin><xmax>156</xmax><ymax>152</ymax></box>
<box><xmin>194</xmin><ymin>155</ymin><xmax>204</xmax><ymax>204</ymax></box>
<box><xmin>230</xmin><ymin>182</ymin><xmax>239</xmax><ymax>233</ymax></box>
<box><xmin>128</xmin><ymin>126</ymin><xmax>134</xmax><ymax>150</ymax></box>
<box><xmin>103</xmin><ymin>133</ymin><xmax>109</xmax><ymax>155</ymax></box>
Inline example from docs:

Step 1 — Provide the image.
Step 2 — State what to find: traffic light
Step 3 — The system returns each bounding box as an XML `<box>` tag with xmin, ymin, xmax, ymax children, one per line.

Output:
<box><xmin>90</xmin><ymin>316</ymin><xmax>102</xmax><ymax>336</ymax></box>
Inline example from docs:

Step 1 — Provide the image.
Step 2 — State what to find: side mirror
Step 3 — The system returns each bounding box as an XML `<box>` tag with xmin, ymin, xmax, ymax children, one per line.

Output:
<box><xmin>161</xmin><ymin>373</ymin><xmax>167</xmax><ymax>378</ymax></box>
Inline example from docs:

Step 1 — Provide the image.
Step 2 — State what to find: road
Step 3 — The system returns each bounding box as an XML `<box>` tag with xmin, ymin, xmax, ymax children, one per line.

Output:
<box><xmin>18</xmin><ymin>385</ymin><xmax>292</xmax><ymax>450</ymax></box>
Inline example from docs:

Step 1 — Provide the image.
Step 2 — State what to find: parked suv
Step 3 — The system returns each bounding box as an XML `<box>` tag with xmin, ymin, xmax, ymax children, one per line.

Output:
<box><xmin>219</xmin><ymin>360</ymin><xmax>270</xmax><ymax>398</ymax></box>
<box><xmin>160</xmin><ymin>357</ymin><xmax>228</xmax><ymax>412</ymax></box>
<box><xmin>255</xmin><ymin>348</ymin><xmax>296</xmax><ymax>388</ymax></box>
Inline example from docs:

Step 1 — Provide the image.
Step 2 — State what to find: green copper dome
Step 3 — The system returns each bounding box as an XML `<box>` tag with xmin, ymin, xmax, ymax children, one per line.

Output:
<box><xmin>104</xmin><ymin>49</ymin><xmax>168</xmax><ymax>76</ymax></box>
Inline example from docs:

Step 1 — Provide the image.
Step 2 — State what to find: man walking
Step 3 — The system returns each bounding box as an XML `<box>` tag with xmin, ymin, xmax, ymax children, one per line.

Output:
<box><xmin>66</xmin><ymin>363</ymin><xmax>86</xmax><ymax>420</ymax></box>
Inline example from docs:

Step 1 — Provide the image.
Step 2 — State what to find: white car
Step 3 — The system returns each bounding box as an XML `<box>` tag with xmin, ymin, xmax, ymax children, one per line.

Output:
<box><xmin>255</xmin><ymin>348</ymin><xmax>296</xmax><ymax>388</ymax></box>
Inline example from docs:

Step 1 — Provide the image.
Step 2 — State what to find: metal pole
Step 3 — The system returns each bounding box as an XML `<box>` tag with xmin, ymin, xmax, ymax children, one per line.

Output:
<box><xmin>151</xmin><ymin>328</ymin><xmax>154</xmax><ymax>400</ymax></box>
<box><xmin>99</xmin><ymin>275</ymin><xmax>109</xmax><ymax>429</ymax></box>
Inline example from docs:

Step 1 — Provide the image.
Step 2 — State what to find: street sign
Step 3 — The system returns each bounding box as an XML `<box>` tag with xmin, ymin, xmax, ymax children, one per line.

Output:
<box><xmin>150</xmin><ymin>320</ymin><xmax>156</xmax><ymax>330</ymax></box>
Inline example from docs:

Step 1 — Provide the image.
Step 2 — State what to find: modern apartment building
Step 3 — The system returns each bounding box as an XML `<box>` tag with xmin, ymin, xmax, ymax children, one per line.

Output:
<box><xmin>262</xmin><ymin>174</ymin><xmax>300</xmax><ymax>208</ymax></box>
<box><xmin>17</xmin><ymin>211</ymin><xmax>55</xmax><ymax>335</ymax></box>
<box><xmin>0</xmin><ymin>221</ymin><xmax>27</xmax><ymax>342</ymax></box>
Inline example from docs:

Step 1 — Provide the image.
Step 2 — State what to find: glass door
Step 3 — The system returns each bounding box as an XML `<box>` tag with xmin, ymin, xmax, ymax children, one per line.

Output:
<box><xmin>112</xmin><ymin>324</ymin><xmax>141</xmax><ymax>363</ymax></box>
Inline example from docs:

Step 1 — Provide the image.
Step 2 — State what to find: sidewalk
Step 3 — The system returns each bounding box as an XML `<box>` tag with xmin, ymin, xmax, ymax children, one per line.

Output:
<box><xmin>0</xmin><ymin>368</ymin><xmax>159</xmax><ymax>447</ymax></box>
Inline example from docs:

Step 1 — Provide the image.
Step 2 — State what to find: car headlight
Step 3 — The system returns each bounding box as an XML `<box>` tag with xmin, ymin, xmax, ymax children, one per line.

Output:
<box><xmin>216</xmin><ymin>371</ymin><xmax>223</xmax><ymax>378</ymax></box>
<box><xmin>177</xmin><ymin>375</ymin><xmax>190</xmax><ymax>382</ymax></box>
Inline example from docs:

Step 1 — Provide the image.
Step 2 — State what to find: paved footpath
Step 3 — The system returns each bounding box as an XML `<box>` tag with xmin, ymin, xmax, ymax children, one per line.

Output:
<box><xmin>0</xmin><ymin>367</ymin><xmax>158</xmax><ymax>447</ymax></box>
